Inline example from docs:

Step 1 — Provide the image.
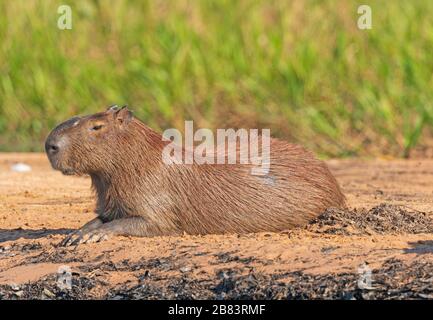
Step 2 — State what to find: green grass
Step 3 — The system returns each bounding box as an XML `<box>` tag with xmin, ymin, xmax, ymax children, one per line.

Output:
<box><xmin>0</xmin><ymin>0</ymin><xmax>432</xmax><ymax>157</ymax></box>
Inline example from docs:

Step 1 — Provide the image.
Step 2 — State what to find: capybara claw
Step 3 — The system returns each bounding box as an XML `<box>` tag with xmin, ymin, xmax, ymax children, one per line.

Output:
<box><xmin>82</xmin><ymin>231</ymin><xmax>110</xmax><ymax>244</ymax></box>
<box><xmin>59</xmin><ymin>231</ymin><xmax>83</xmax><ymax>247</ymax></box>
<box><xmin>61</xmin><ymin>230</ymin><xmax>110</xmax><ymax>247</ymax></box>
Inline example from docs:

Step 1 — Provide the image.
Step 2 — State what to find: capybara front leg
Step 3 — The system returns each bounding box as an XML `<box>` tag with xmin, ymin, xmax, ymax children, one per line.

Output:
<box><xmin>60</xmin><ymin>217</ymin><xmax>104</xmax><ymax>246</ymax></box>
<box><xmin>61</xmin><ymin>217</ymin><xmax>165</xmax><ymax>246</ymax></box>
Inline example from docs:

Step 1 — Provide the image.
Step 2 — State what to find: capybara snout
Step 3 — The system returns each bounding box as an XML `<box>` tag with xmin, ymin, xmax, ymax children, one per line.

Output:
<box><xmin>45</xmin><ymin>106</ymin><xmax>133</xmax><ymax>175</ymax></box>
<box><xmin>45</xmin><ymin>116</ymin><xmax>81</xmax><ymax>174</ymax></box>
<box><xmin>45</xmin><ymin>116</ymin><xmax>80</xmax><ymax>155</ymax></box>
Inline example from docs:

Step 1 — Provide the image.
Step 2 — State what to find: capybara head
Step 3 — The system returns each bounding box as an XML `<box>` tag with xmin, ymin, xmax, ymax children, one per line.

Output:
<box><xmin>45</xmin><ymin>105</ymin><xmax>133</xmax><ymax>175</ymax></box>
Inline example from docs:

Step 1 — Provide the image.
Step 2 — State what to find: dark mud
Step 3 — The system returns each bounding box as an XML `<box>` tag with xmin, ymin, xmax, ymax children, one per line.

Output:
<box><xmin>1</xmin><ymin>258</ymin><xmax>432</xmax><ymax>300</ymax></box>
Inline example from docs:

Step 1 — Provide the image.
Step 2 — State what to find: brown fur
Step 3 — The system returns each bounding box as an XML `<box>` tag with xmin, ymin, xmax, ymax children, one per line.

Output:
<box><xmin>45</xmin><ymin>106</ymin><xmax>345</xmax><ymax>243</ymax></box>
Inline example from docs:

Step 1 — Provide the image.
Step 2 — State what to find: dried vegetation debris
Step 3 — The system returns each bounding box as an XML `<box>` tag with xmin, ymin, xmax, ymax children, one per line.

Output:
<box><xmin>308</xmin><ymin>204</ymin><xmax>433</xmax><ymax>235</ymax></box>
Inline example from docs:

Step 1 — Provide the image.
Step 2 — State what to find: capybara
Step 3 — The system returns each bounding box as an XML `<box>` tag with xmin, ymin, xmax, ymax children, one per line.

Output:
<box><xmin>45</xmin><ymin>105</ymin><xmax>345</xmax><ymax>246</ymax></box>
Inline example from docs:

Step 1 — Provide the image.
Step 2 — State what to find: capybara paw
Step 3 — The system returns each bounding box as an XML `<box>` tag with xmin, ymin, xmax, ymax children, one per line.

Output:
<box><xmin>60</xmin><ymin>230</ymin><xmax>110</xmax><ymax>247</ymax></box>
<box><xmin>59</xmin><ymin>230</ymin><xmax>82</xmax><ymax>247</ymax></box>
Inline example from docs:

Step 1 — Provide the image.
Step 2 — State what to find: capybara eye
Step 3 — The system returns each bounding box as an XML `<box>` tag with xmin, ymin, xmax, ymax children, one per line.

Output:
<box><xmin>91</xmin><ymin>124</ymin><xmax>104</xmax><ymax>131</ymax></box>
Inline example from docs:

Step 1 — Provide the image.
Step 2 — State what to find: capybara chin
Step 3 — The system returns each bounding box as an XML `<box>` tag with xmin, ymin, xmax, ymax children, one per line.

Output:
<box><xmin>45</xmin><ymin>105</ymin><xmax>345</xmax><ymax>246</ymax></box>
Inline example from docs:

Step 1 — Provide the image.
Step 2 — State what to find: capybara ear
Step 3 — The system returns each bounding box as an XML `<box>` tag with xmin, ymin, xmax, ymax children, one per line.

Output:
<box><xmin>107</xmin><ymin>104</ymin><xmax>120</xmax><ymax>112</ymax></box>
<box><xmin>114</xmin><ymin>106</ymin><xmax>133</xmax><ymax>126</ymax></box>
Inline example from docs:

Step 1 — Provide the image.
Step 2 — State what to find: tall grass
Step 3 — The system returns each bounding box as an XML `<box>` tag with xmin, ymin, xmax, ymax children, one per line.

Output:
<box><xmin>0</xmin><ymin>0</ymin><xmax>432</xmax><ymax>156</ymax></box>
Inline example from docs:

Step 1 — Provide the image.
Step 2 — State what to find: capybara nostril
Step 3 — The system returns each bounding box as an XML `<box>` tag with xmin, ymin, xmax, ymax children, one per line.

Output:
<box><xmin>45</xmin><ymin>139</ymin><xmax>60</xmax><ymax>156</ymax></box>
<box><xmin>48</xmin><ymin>144</ymin><xmax>59</xmax><ymax>155</ymax></box>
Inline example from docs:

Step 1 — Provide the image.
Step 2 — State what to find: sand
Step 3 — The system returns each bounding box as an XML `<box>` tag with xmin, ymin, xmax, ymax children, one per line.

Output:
<box><xmin>0</xmin><ymin>153</ymin><xmax>432</xmax><ymax>299</ymax></box>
